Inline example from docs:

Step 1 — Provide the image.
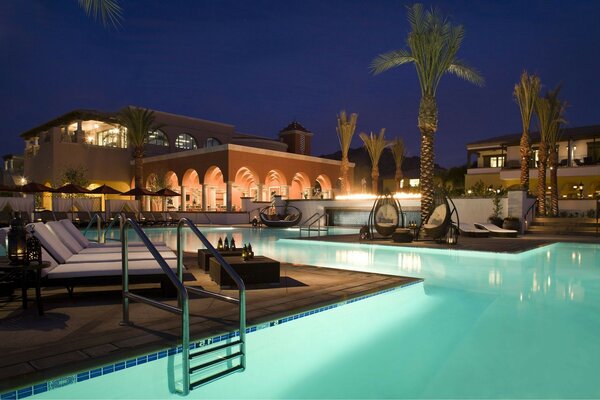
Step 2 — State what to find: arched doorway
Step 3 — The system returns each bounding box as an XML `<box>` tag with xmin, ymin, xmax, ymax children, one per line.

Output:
<box><xmin>165</xmin><ymin>171</ymin><xmax>180</xmax><ymax>211</ymax></box>
<box><xmin>290</xmin><ymin>172</ymin><xmax>311</xmax><ymax>199</ymax></box>
<box><xmin>234</xmin><ymin>167</ymin><xmax>260</xmax><ymax>210</ymax></box>
<box><xmin>315</xmin><ymin>174</ymin><xmax>333</xmax><ymax>199</ymax></box>
<box><xmin>182</xmin><ymin>169</ymin><xmax>202</xmax><ymax>211</ymax></box>
<box><xmin>265</xmin><ymin>169</ymin><xmax>288</xmax><ymax>200</ymax></box>
<box><xmin>204</xmin><ymin>166</ymin><xmax>226</xmax><ymax>211</ymax></box>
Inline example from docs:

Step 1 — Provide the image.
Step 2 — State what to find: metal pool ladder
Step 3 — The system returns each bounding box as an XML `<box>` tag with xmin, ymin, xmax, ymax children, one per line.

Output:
<box><xmin>299</xmin><ymin>212</ymin><xmax>329</xmax><ymax>236</ymax></box>
<box><xmin>120</xmin><ymin>216</ymin><xmax>246</xmax><ymax>395</ymax></box>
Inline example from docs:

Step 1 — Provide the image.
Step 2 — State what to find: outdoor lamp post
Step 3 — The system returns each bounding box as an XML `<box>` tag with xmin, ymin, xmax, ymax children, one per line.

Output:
<box><xmin>7</xmin><ymin>212</ymin><xmax>27</xmax><ymax>265</ymax></box>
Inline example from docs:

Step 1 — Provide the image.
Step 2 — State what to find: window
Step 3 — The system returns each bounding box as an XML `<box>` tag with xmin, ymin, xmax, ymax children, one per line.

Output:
<box><xmin>587</xmin><ymin>142</ymin><xmax>600</xmax><ymax>163</ymax></box>
<box><xmin>175</xmin><ymin>133</ymin><xmax>198</xmax><ymax>150</ymax></box>
<box><xmin>490</xmin><ymin>156</ymin><xmax>505</xmax><ymax>168</ymax></box>
<box><xmin>97</xmin><ymin>127</ymin><xmax>127</xmax><ymax>148</ymax></box>
<box><xmin>409</xmin><ymin>179</ymin><xmax>419</xmax><ymax>187</ymax></box>
<box><xmin>483</xmin><ymin>155</ymin><xmax>505</xmax><ymax>168</ymax></box>
<box><xmin>205</xmin><ymin>137</ymin><xmax>221</xmax><ymax>148</ymax></box>
<box><xmin>299</xmin><ymin>135</ymin><xmax>305</xmax><ymax>154</ymax></box>
<box><xmin>146</xmin><ymin>129</ymin><xmax>169</xmax><ymax>146</ymax></box>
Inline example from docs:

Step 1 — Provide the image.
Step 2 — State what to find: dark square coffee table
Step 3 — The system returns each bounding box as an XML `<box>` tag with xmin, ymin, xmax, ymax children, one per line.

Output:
<box><xmin>209</xmin><ymin>256</ymin><xmax>280</xmax><ymax>288</ymax></box>
<box><xmin>198</xmin><ymin>249</ymin><xmax>243</xmax><ymax>272</ymax></box>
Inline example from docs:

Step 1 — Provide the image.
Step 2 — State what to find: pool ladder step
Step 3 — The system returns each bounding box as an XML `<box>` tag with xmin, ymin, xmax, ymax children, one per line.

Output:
<box><xmin>188</xmin><ymin>339</ymin><xmax>244</xmax><ymax>391</ymax></box>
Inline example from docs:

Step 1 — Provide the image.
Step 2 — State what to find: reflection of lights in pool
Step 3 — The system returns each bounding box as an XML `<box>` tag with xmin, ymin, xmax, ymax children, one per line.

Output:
<box><xmin>335</xmin><ymin>250</ymin><xmax>371</xmax><ymax>266</ymax></box>
<box><xmin>336</xmin><ymin>192</ymin><xmax>421</xmax><ymax>200</ymax></box>
<box><xmin>397</xmin><ymin>253</ymin><xmax>421</xmax><ymax>273</ymax></box>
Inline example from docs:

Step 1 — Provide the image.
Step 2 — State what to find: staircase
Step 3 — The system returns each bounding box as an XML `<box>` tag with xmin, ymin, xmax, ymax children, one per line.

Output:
<box><xmin>526</xmin><ymin>217</ymin><xmax>600</xmax><ymax>236</ymax></box>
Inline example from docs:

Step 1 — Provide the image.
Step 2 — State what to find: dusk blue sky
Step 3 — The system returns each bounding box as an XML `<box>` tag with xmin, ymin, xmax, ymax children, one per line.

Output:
<box><xmin>1</xmin><ymin>0</ymin><xmax>599</xmax><ymax>167</ymax></box>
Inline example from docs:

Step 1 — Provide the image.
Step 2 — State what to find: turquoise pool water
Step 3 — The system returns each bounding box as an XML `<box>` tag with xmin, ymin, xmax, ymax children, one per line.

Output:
<box><xmin>25</xmin><ymin>228</ymin><xmax>600</xmax><ymax>398</ymax></box>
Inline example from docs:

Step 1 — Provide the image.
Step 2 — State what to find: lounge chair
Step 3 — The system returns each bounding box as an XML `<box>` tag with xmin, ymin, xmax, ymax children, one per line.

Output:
<box><xmin>29</xmin><ymin>222</ymin><xmax>177</xmax><ymax>264</ymax></box>
<box><xmin>473</xmin><ymin>223</ymin><xmax>518</xmax><ymax>237</ymax></box>
<box><xmin>422</xmin><ymin>202</ymin><xmax>451</xmax><ymax>241</ymax></box>
<box><xmin>140</xmin><ymin>212</ymin><xmax>156</xmax><ymax>226</ymax></box>
<box><xmin>53</xmin><ymin>211</ymin><xmax>69</xmax><ymax>221</ymax></box>
<box><xmin>75</xmin><ymin>211</ymin><xmax>92</xmax><ymax>227</ymax></box>
<box><xmin>152</xmin><ymin>212</ymin><xmax>168</xmax><ymax>226</ymax></box>
<box><xmin>38</xmin><ymin>210</ymin><xmax>55</xmax><ymax>222</ymax></box>
<box><xmin>458</xmin><ymin>222</ymin><xmax>490</xmax><ymax>237</ymax></box>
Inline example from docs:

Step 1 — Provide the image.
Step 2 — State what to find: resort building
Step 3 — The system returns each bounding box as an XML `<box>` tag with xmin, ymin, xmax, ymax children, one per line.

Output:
<box><xmin>465</xmin><ymin>124</ymin><xmax>600</xmax><ymax>198</ymax></box>
<box><xmin>19</xmin><ymin>109</ymin><xmax>351</xmax><ymax>212</ymax></box>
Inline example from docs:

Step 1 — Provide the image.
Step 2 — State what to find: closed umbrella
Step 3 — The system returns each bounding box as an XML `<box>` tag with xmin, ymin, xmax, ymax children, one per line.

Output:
<box><xmin>121</xmin><ymin>187</ymin><xmax>158</xmax><ymax>214</ymax></box>
<box><xmin>13</xmin><ymin>182</ymin><xmax>55</xmax><ymax>218</ymax></box>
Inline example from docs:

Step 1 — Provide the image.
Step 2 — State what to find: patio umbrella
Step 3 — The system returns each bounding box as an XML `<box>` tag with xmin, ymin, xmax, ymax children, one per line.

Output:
<box><xmin>153</xmin><ymin>188</ymin><xmax>180</xmax><ymax>212</ymax></box>
<box><xmin>121</xmin><ymin>187</ymin><xmax>157</xmax><ymax>196</ymax></box>
<box><xmin>90</xmin><ymin>184</ymin><xmax>123</xmax><ymax>195</ymax></box>
<box><xmin>17</xmin><ymin>182</ymin><xmax>55</xmax><ymax>193</ymax></box>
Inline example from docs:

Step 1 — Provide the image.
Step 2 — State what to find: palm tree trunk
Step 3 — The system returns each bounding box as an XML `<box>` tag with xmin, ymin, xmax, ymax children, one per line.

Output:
<box><xmin>519</xmin><ymin>130</ymin><xmax>530</xmax><ymax>191</ymax></box>
<box><xmin>549</xmin><ymin>149</ymin><xmax>559</xmax><ymax>216</ymax></box>
<box><xmin>536</xmin><ymin>143</ymin><xmax>547</xmax><ymax>216</ymax></box>
<box><xmin>418</xmin><ymin>95</ymin><xmax>438</xmax><ymax>221</ymax></box>
<box><xmin>340</xmin><ymin>157</ymin><xmax>350</xmax><ymax>195</ymax></box>
<box><xmin>134</xmin><ymin>152</ymin><xmax>144</xmax><ymax>189</ymax></box>
<box><xmin>395</xmin><ymin>166</ymin><xmax>403</xmax><ymax>192</ymax></box>
<box><xmin>371</xmin><ymin>167</ymin><xmax>379</xmax><ymax>194</ymax></box>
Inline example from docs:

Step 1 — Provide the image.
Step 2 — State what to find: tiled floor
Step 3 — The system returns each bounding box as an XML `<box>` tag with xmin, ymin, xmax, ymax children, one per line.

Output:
<box><xmin>0</xmin><ymin>254</ymin><xmax>418</xmax><ymax>391</ymax></box>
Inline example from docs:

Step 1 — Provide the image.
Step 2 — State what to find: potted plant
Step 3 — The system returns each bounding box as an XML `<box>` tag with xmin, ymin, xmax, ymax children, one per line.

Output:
<box><xmin>503</xmin><ymin>216</ymin><xmax>521</xmax><ymax>231</ymax></box>
<box><xmin>488</xmin><ymin>192</ymin><xmax>503</xmax><ymax>227</ymax></box>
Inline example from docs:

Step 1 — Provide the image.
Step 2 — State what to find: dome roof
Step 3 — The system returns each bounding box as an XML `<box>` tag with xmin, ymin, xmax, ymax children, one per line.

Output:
<box><xmin>279</xmin><ymin>121</ymin><xmax>311</xmax><ymax>134</ymax></box>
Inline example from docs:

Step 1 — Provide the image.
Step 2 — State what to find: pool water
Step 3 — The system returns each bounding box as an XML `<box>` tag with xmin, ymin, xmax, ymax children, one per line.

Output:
<box><xmin>29</xmin><ymin>228</ymin><xmax>600</xmax><ymax>398</ymax></box>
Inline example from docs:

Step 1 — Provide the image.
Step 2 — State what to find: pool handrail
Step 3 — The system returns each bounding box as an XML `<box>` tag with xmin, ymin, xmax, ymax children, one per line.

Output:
<box><xmin>83</xmin><ymin>213</ymin><xmax>104</xmax><ymax>243</ymax></box>
<box><xmin>299</xmin><ymin>212</ymin><xmax>329</xmax><ymax>235</ymax></box>
<box><xmin>176</xmin><ymin>218</ymin><xmax>247</xmax><ymax>388</ymax></box>
<box><xmin>120</xmin><ymin>215</ymin><xmax>191</xmax><ymax>395</ymax></box>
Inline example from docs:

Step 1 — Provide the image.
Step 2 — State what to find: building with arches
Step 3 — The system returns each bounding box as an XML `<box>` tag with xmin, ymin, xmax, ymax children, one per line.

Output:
<box><xmin>19</xmin><ymin>108</ymin><xmax>351</xmax><ymax>211</ymax></box>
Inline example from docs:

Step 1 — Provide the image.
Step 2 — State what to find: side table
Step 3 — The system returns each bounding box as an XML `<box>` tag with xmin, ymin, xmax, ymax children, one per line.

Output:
<box><xmin>0</xmin><ymin>259</ymin><xmax>52</xmax><ymax>316</ymax></box>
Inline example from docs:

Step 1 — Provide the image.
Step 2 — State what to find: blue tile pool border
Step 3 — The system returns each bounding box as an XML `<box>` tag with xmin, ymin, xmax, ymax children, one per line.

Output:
<box><xmin>1</xmin><ymin>280</ymin><xmax>421</xmax><ymax>399</ymax></box>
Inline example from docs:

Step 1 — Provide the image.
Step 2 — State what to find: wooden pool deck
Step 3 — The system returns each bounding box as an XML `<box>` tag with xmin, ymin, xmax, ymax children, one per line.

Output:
<box><xmin>0</xmin><ymin>253</ymin><xmax>418</xmax><ymax>391</ymax></box>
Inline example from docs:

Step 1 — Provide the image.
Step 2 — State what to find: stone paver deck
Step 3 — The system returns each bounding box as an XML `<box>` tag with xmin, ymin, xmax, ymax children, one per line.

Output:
<box><xmin>0</xmin><ymin>253</ymin><xmax>418</xmax><ymax>392</ymax></box>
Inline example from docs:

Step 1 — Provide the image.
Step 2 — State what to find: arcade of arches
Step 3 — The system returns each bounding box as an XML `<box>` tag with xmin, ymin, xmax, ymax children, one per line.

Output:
<box><xmin>144</xmin><ymin>166</ymin><xmax>334</xmax><ymax>212</ymax></box>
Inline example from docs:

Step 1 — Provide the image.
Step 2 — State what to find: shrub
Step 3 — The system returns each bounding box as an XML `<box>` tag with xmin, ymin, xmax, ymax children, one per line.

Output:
<box><xmin>586</xmin><ymin>209</ymin><xmax>596</xmax><ymax>218</ymax></box>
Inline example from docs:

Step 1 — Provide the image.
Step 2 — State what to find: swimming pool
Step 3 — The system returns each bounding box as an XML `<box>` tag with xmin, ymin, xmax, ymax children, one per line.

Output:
<box><xmin>16</xmin><ymin>228</ymin><xmax>600</xmax><ymax>398</ymax></box>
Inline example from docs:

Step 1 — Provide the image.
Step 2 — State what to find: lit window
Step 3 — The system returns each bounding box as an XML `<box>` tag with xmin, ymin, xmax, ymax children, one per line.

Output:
<box><xmin>97</xmin><ymin>127</ymin><xmax>127</xmax><ymax>148</ymax></box>
<box><xmin>205</xmin><ymin>137</ymin><xmax>221</xmax><ymax>148</ymax></box>
<box><xmin>409</xmin><ymin>179</ymin><xmax>419</xmax><ymax>187</ymax></box>
<box><xmin>490</xmin><ymin>156</ymin><xmax>505</xmax><ymax>168</ymax></box>
<box><xmin>146</xmin><ymin>129</ymin><xmax>169</xmax><ymax>146</ymax></box>
<box><xmin>175</xmin><ymin>133</ymin><xmax>198</xmax><ymax>150</ymax></box>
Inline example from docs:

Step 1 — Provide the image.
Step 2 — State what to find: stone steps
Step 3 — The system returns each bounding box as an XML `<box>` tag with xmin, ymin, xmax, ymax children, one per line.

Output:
<box><xmin>526</xmin><ymin>217</ymin><xmax>600</xmax><ymax>235</ymax></box>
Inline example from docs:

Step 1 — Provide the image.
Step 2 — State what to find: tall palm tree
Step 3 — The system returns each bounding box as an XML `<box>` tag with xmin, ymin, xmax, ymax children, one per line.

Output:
<box><xmin>336</xmin><ymin>111</ymin><xmax>358</xmax><ymax>195</ymax></box>
<box><xmin>535</xmin><ymin>86</ymin><xmax>564</xmax><ymax>216</ymax></box>
<box><xmin>359</xmin><ymin>129</ymin><xmax>387</xmax><ymax>194</ymax></box>
<box><xmin>370</xmin><ymin>3</ymin><xmax>484</xmax><ymax>221</ymax></box>
<box><xmin>390</xmin><ymin>137</ymin><xmax>405</xmax><ymax>192</ymax></box>
<box><xmin>514</xmin><ymin>71</ymin><xmax>541</xmax><ymax>192</ymax></box>
<box><xmin>119</xmin><ymin>106</ymin><xmax>160</xmax><ymax>191</ymax></box>
<box><xmin>78</xmin><ymin>0</ymin><xmax>123</xmax><ymax>28</ymax></box>
<box><xmin>544</xmin><ymin>88</ymin><xmax>566</xmax><ymax>216</ymax></box>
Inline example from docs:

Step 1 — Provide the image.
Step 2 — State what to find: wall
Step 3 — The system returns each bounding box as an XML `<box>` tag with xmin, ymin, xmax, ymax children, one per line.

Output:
<box><xmin>450</xmin><ymin>197</ymin><xmax>508</xmax><ymax>223</ymax></box>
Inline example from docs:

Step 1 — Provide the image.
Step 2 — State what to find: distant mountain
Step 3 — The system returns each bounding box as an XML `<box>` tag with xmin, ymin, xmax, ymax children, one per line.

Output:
<box><xmin>319</xmin><ymin>146</ymin><xmax>445</xmax><ymax>186</ymax></box>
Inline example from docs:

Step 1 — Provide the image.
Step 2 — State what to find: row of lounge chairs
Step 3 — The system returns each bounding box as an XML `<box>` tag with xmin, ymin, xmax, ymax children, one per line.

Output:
<box><xmin>458</xmin><ymin>222</ymin><xmax>518</xmax><ymax>237</ymax></box>
<box><xmin>1</xmin><ymin>219</ymin><xmax>182</xmax><ymax>295</ymax></box>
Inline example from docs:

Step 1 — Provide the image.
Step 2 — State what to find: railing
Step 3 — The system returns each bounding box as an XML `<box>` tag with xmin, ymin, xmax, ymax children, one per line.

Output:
<box><xmin>83</xmin><ymin>213</ymin><xmax>104</xmax><ymax>243</ymax></box>
<box><xmin>522</xmin><ymin>199</ymin><xmax>538</xmax><ymax>232</ymax></box>
<box><xmin>120</xmin><ymin>216</ymin><xmax>191</xmax><ymax>394</ymax></box>
<box><xmin>299</xmin><ymin>212</ymin><xmax>329</xmax><ymax>236</ymax></box>
<box><xmin>176</xmin><ymin>218</ymin><xmax>246</xmax><ymax>389</ymax></box>
<box><xmin>103</xmin><ymin>213</ymin><xmax>123</xmax><ymax>241</ymax></box>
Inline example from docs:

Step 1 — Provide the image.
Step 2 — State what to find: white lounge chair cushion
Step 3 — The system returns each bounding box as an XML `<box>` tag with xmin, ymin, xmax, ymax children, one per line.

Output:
<box><xmin>64</xmin><ymin>249</ymin><xmax>177</xmax><ymax>263</ymax></box>
<box><xmin>59</xmin><ymin>219</ymin><xmax>91</xmax><ymax>248</ymax></box>
<box><xmin>46</xmin><ymin>259</ymin><xmax>179</xmax><ymax>279</ymax></box>
<box><xmin>76</xmin><ymin>245</ymin><xmax>174</xmax><ymax>254</ymax></box>
<box><xmin>29</xmin><ymin>222</ymin><xmax>74</xmax><ymax>264</ymax></box>
<box><xmin>46</xmin><ymin>221</ymin><xmax>85</xmax><ymax>254</ymax></box>
<box><xmin>474</xmin><ymin>223</ymin><xmax>517</xmax><ymax>234</ymax></box>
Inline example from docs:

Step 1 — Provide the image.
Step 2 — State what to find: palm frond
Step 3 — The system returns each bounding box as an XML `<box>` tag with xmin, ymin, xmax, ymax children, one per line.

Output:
<box><xmin>390</xmin><ymin>137</ymin><xmax>405</xmax><ymax>165</ymax></box>
<box><xmin>447</xmin><ymin>59</ymin><xmax>485</xmax><ymax>86</ymax></box>
<box><xmin>119</xmin><ymin>106</ymin><xmax>158</xmax><ymax>150</ymax></box>
<box><xmin>78</xmin><ymin>0</ymin><xmax>123</xmax><ymax>28</ymax></box>
<box><xmin>536</xmin><ymin>85</ymin><xmax>567</xmax><ymax>146</ymax></box>
<box><xmin>336</xmin><ymin>111</ymin><xmax>358</xmax><ymax>157</ymax></box>
<box><xmin>359</xmin><ymin>128</ymin><xmax>388</xmax><ymax>166</ymax></box>
<box><xmin>514</xmin><ymin>71</ymin><xmax>541</xmax><ymax>134</ymax></box>
<box><xmin>369</xmin><ymin>49</ymin><xmax>414</xmax><ymax>75</ymax></box>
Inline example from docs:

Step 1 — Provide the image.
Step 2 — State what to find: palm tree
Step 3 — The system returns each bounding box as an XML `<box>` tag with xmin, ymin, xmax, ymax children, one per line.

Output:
<box><xmin>78</xmin><ymin>0</ymin><xmax>123</xmax><ymax>28</ymax></box>
<box><xmin>370</xmin><ymin>3</ymin><xmax>484</xmax><ymax>221</ymax></box>
<box><xmin>514</xmin><ymin>71</ymin><xmax>541</xmax><ymax>192</ymax></box>
<box><xmin>543</xmin><ymin>88</ymin><xmax>566</xmax><ymax>216</ymax></box>
<box><xmin>390</xmin><ymin>138</ymin><xmax>405</xmax><ymax>191</ymax></box>
<box><xmin>119</xmin><ymin>106</ymin><xmax>160</xmax><ymax>191</ymax></box>
<box><xmin>535</xmin><ymin>86</ymin><xmax>564</xmax><ymax>216</ymax></box>
<box><xmin>359</xmin><ymin>129</ymin><xmax>387</xmax><ymax>194</ymax></box>
<box><xmin>336</xmin><ymin>111</ymin><xmax>358</xmax><ymax>195</ymax></box>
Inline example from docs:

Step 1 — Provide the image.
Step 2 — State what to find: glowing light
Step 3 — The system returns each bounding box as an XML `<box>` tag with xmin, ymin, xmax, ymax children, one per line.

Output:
<box><xmin>19</xmin><ymin>177</ymin><xmax>27</xmax><ymax>185</ymax></box>
<box><xmin>336</xmin><ymin>192</ymin><xmax>421</xmax><ymax>200</ymax></box>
